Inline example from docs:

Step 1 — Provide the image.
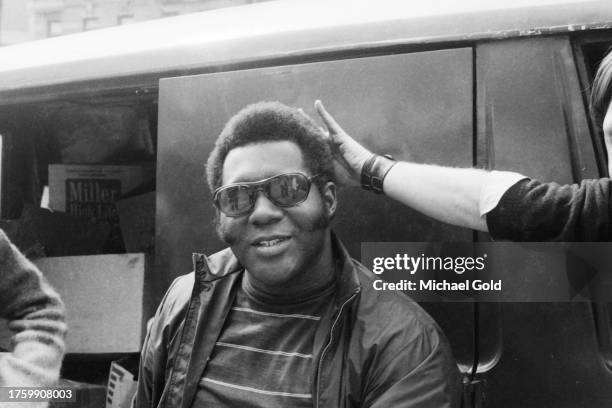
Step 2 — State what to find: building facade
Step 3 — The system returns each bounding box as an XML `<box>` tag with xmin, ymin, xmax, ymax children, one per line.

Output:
<box><xmin>1</xmin><ymin>0</ymin><xmax>265</xmax><ymax>45</ymax></box>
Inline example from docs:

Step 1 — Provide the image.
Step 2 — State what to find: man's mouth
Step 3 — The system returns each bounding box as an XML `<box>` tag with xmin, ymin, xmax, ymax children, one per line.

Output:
<box><xmin>254</xmin><ymin>237</ymin><xmax>289</xmax><ymax>247</ymax></box>
<box><xmin>253</xmin><ymin>236</ymin><xmax>291</xmax><ymax>247</ymax></box>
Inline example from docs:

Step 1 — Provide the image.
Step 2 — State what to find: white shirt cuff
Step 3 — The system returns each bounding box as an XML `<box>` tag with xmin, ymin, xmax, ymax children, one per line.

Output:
<box><xmin>479</xmin><ymin>171</ymin><xmax>528</xmax><ymax>217</ymax></box>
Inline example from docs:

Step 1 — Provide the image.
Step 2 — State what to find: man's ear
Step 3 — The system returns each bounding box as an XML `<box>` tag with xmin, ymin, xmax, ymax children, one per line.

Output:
<box><xmin>321</xmin><ymin>181</ymin><xmax>337</xmax><ymax>219</ymax></box>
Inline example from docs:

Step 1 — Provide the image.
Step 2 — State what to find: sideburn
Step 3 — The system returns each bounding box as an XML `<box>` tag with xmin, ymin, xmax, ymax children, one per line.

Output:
<box><xmin>215</xmin><ymin>213</ymin><xmax>237</xmax><ymax>245</ymax></box>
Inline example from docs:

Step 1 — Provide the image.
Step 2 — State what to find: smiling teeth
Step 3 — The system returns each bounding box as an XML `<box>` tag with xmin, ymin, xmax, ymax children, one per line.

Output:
<box><xmin>258</xmin><ymin>238</ymin><xmax>286</xmax><ymax>247</ymax></box>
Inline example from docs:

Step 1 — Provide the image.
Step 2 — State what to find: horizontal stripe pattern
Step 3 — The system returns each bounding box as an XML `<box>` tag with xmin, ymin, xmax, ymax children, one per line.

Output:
<box><xmin>192</xmin><ymin>282</ymin><xmax>334</xmax><ymax>408</ymax></box>
<box><xmin>231</xmin><ymin>306</ymin><xmax>321</xmax><ymax>320</ymax></box>
<box><xmin>201</xmin><ymin>378</ymin><xmax>312</xmax><ymax>399</ymax></box>
<box><xmin>215</xmin><ymin>341</ymin><xmax>313</xmax><ymax>359</ymax></box>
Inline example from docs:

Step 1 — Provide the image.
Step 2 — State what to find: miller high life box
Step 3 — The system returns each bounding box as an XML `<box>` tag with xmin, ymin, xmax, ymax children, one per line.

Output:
<box><xmin>48</xmin><ymin>164</ymin><xmax>155</xmax><ymax>222</ymax></box>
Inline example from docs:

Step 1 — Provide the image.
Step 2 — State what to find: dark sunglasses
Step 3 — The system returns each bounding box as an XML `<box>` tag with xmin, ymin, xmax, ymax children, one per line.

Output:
<box><xmin>213</xmin><ymin>172</ymin><xmax>320</xmax><ymax>217</ymax></box>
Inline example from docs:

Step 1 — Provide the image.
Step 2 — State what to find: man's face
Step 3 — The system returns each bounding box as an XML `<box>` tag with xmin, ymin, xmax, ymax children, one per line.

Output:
<box><xmin>216</xmin><ymin>140</ymin><xmax>337</xmax><ymax>290</ymax></box>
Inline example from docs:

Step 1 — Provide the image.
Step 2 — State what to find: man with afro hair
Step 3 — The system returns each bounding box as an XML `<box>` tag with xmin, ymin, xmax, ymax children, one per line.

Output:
<box><xmin>134</xmin><ymin>101</ymin><xmax>461</xmax><ymax>408</ymax></box>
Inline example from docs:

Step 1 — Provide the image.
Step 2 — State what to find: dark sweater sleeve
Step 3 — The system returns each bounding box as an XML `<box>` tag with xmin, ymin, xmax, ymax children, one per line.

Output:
<box><xmin>0</xmin><ymin>229</ymin><xmax>67</xmax><ymax>388</ymax></box>
<box><xmin>486</xmin><ymin>178</ymin><xmax>612</xmax><ymax>241</ymax></box>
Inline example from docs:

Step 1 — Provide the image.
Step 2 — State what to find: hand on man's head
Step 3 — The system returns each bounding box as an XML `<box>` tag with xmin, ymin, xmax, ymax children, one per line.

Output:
<box><xmin>314</xmin><ymin>100</ymin><xmax>372</xmax><ymax>188</ymax></box>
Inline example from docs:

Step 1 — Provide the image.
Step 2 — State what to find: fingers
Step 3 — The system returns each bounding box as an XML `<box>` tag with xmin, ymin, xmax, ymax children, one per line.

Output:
<box><xmin>314</xmin><ymin>100</ymin><xmax>343</xmax><ymax>134</ymax></box>
<box><xmin>297</xmin><ymin>107</ymin><xmax>308</xmax><ymax>119</ymax></box>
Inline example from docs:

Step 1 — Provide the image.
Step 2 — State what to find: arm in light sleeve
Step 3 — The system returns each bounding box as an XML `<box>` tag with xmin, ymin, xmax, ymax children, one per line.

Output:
<box><xmin>0</xmin><ymin>229</ymin><xmax>66</xmax><ymax>389</ymax></box>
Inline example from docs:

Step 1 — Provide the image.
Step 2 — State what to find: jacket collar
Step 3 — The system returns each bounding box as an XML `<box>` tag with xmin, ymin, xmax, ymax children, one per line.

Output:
<box><xmin>330</xmin><ymin>231</ymin><xmax>362</xmax><ymax>304</ymax></box>
<box><xmin>191</xmin><ymin>230</ymin><xmax>361</xmax><ymax>300</ymax></box>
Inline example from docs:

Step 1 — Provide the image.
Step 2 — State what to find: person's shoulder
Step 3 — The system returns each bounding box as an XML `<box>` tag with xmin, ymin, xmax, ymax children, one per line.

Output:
<box><xmin>348</xmin><ymin>258</ymin><xmax>454</xmax><ymax>380</ymax></box>
<box><xmin>351</xmin><ymin>258</ymin><xmax>444</xmax><ymax>341</ymax></box>
<box><xmin>153</xmin><ymin>272</ymin><xmax>195</xmax><ymax>326</ymax></box>
<box><xmin>166</xmin><ymin>272</ymin><xmax>195</xmax><ymax>299</ymax></box>
<box><xmin>155</xmin><ymin>247</ymin><xmax>239</xmax><ymax>323</ymax></box>
<box><xmin>140</xmin><ymin>272</ymin><xmax>195</xmax><ymax>356</ymax></box>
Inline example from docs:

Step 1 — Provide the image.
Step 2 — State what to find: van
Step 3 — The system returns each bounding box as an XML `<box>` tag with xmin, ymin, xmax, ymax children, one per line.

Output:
<box><xmin>1</xmin><ymin>1</ymin><xmax>612</xmax><ymax>406</ymax></box>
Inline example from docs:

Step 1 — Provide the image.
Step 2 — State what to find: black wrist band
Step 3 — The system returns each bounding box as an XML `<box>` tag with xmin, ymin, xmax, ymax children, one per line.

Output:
<box><xmin>360</xmin><ymin>154</ymin><xmax>378</xmax><ymax>190</ymax></box>
<box><xmin>360</xmin><ymin>154</ymin><xmax>397</xmax><ymax>194</ymax></box>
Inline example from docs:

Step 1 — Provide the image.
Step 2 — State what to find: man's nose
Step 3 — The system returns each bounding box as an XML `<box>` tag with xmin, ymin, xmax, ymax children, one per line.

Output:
<box><xmin>248</xmin><ymin>191</ymin><xmax>283</xmax><ymax>225</ymax></box>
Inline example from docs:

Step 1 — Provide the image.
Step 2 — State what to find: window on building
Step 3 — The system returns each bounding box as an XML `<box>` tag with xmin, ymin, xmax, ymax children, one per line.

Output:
<box><xmin>161</xmin><ymin>10</ymin><xmax>180</xmax><ymax>18</ymax></box>
<box><xmin>47</xmin><ymin>20</ymin><xmax>62</xmax><ymax>37</ymax></box>
<box><xmin>118</xmin><ymin>14</ymin><xmax>136</xmax><ymax>25</ymax></box>
<box><xmin>82</xmin><ymin>17</ymin><xmax>100</xmax><ymax>31</ymax></box>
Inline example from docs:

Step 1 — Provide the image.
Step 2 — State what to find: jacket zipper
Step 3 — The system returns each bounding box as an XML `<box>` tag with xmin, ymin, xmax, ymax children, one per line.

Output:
<box><xmin>314</xmin><ymin>289</ymin><xmax>360</xmax><ymax>408</ymax></box>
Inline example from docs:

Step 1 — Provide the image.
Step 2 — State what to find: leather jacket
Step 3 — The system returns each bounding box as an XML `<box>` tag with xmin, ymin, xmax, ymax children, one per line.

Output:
<box><xmin>134</xmin><ymin>234</ymin><xmax>462</xmax><ymax>408</ymax></box>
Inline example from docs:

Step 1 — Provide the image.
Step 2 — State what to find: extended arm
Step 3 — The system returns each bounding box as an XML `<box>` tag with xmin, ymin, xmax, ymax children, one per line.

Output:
<box><xmin>0</xmin><ymin>229</ymin><xmax>66</xmax><ymax>387</ymax></box>
<box><xmin>487</xmin><ymin>178</ymin><xmax>612</xmax><ymax>241</ymax></box>
<box><xmin>383</xmin><ymin>162</ymin><xmax>489</xmax><ymax>231</ymax></box>
<box><xmin>314</xmin><ymin>100</ymin><xmax>612</xmax><ymax>242</ymax></box>
<box><xmin>315</xmin><ymin>100</ymin><xmax>492</xmax><ymax>232</ymax></box>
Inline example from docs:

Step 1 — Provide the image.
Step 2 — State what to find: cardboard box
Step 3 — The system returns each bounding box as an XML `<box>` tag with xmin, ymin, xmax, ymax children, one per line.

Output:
<box><xmin>48</xmin><ymin>164</ymin><xmax>155</xmax><ymax>222</ymax></box>
<box><xmin>0</xmin><ymin>253</ymin><xmax>148</xmax><ymax>354</ymax></box>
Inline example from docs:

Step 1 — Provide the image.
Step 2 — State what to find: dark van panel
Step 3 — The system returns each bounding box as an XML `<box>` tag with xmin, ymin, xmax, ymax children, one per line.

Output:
<box><xmin>474</xmin><ymin>36</ymin><xmax>610</xmax><ymax>407</ymax></box>
<box><xmin>157</xmin><ymin>49</ymin><xmax>474</xmax><ymax>284</ymax></box>
<box><xmin>157</xmin><ymin>49</ymin><xmax>475</xmax><ymax>366</ymax></box>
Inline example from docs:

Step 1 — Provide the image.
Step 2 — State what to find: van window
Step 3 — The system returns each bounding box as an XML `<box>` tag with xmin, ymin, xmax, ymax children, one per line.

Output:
<box><xmin>575</xmin><ymin>38</ymin><xmax>612</xmax><ymax>175</ymax></box>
